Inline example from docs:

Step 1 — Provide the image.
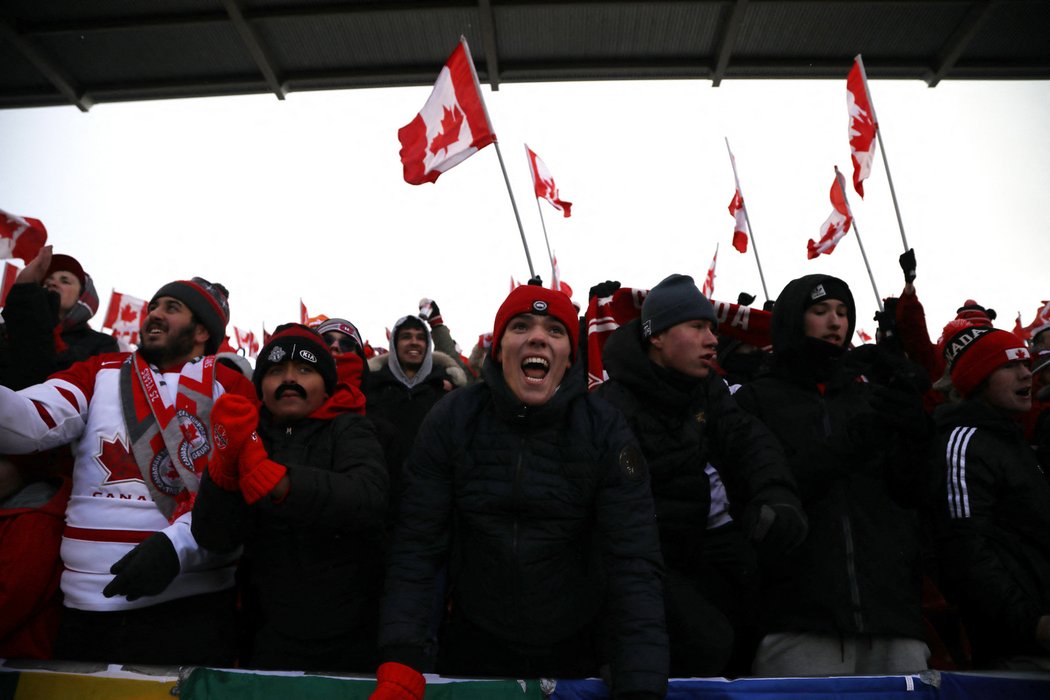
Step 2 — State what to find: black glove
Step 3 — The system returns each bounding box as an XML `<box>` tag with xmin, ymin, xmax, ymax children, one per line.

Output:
<box><xmin>899</xmin><ymin>248</ymin><xmax>916</xmax><ymax>284</ymax></box>
<box><xmin>737</xmin><ymin>292</ymin><xmax>756</xmax><ymax>307</ymax></box>
<box><xmin>588</xmin><ymin>280</ymin><xmax>621</xmax><ymax>300</ymax></box>
<box><xmin>102</xmin><ymin>532</ymin><xmax>180</xmax><ymax>601</ymax></box>
<box><xmin>743</xmin><ymin>502</ymin><xmax>808</xmax><ymax>553</ymax></box>
<box><xmin>418</xmin><ymin>298</ymin><xmax>442</xmax><ymax>326</ymax></box>
<box><xmin>869</xmin><ymin>382</ymin><xmax>931</xmax><ymax>443</ymax></box>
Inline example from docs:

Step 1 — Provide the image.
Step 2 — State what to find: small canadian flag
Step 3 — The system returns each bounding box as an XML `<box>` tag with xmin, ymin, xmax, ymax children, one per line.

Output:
<box><xmin>398</xmin><ymin>37</ymin><xmax>496</xmax><ymax>185</ymax></box>
<box><xmin>102</xmin><ymin>290</ymin><xmax>149</xmax><ymax>349</ymax></box>
<box><xmin>0</xmin><ymin>209</ymin><xmax>47</xmax><ymax>263</ymax></box>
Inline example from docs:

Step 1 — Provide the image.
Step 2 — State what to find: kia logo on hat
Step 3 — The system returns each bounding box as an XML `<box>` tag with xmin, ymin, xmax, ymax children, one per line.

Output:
<box><xmin>532</xmin><ymin>300</ymin><xmax>548</xmax><ymax>313</ymax></box>
<box><xmin>299</xmin><ymin>349</ymin><xmax>317</xmax><ymax>363</ymax></box>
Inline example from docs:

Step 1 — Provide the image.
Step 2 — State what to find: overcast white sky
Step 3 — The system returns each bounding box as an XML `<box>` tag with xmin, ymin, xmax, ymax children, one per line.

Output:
<box><xmin>1</xmin><ymin>74</ymin><xmax>1048</xmax><ymax>356</ymax></box>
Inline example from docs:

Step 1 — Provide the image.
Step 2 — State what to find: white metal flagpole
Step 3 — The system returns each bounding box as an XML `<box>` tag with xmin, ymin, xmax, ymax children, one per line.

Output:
<box><xmin>725</xmin><ymin>138</ymin><xmax>771</xmax><ymax>302</ymax></box>
<box><xmin>836</xmin><ymin>165</ymin><xmax>883</xmax><ymax>312</ymax></box>
<box><xmin>525</xmin><ymin>145</ymin><xmax>556</xmax><ymax>282</ymax></box>
<box><xmin>855</xmin><ymin>54</ymin><xmax>909</xmax><ymax>252</ymax></box>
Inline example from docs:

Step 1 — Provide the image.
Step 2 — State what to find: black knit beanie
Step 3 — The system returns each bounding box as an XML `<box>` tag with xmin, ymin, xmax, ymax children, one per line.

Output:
<box><xmin>151</xmin><ymin>277</ymin><xmax>230</xmax><ymax>355</ymax></box>
<box><xmin>640</xmin><ymin>273</ymin><xmax>718</xmax><ymax>339</ymax></box>
<box><xmin>253</xmin><ymin>323</ymin><xmax>337</xmax><ymax>398</ymax></box>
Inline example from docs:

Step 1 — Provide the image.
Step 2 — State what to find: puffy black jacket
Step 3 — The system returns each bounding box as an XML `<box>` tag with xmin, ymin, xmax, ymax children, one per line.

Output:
<box><xmin>192</xmin><ymin>405</ymin><xmax>388</xmax><ymax>670</ymax></box>
<box><xmin>932</xmin><ymin>399</ymin><xmax>1050</xmax><ymax>663</ymax></box>
<box><xmin>597</xmin><ymin>319</ymin><xmax>799</xmax><ymax>567</ymax></box>
<box><xmin>379</xmin><ymin>359</ymin><xmax>668</xmax><ymax>697</ymax></box>
<box><xmin>733</xmin><ymin>274</ymin><xmax>926</xmax><ymax>640</ymax></box>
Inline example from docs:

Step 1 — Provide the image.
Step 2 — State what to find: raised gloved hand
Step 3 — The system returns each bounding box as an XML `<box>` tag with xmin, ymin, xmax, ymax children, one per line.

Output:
<box><xmin>237</xmin><ymin>430</ymin><xmax>288</xmax><ymax>505</ymax></box>
<box><xmin>102</xmin><ymin>532</ymin><xmax>180</xmax><ymax>601</ymax></box>
<box><xmin>588</xmin><ymin>280</ymin><xmax>621</xmax><ymax>300</ymax></box>
<box><xmin>208</xmin><ymin>393</ymin><xmax>259</xmax><ymax>491</ymax></box>
<box><xmin>869</xmin><ymin>382</ymin><xmax>931</xmax><ymax>443</ymax></box>
<box><xmin>369</xmin><ymin>662</ymin><xmax>426</xmax><ymax>700</ymax></box>
<box><xmin>743</xmin><ymin>502</ymin><xmax>809</xmax><ymax>553</ymax></box>
<box><xmin>899</xmin><ymin>248</ymin><xmax>917</xmax><ymax>284</ymax></box>
<box><xmin>418</xmin><ymin>298</ymin><xmax>443</xmax><ymax>327</ymax></box>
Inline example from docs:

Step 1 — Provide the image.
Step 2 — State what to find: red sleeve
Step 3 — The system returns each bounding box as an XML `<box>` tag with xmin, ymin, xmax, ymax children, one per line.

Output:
<box><xmin>215</xmin><ymin>363</ymin><xmax>259</xmax><ymax>404</ymax></box>
<box><xmin>895</xmin><ymin>289</ymin><xmax>944</xmax><ymax>380</ymax></box>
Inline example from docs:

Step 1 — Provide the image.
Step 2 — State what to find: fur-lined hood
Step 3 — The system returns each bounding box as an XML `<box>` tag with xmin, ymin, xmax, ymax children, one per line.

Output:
<box><xmin>368</xmin><ymin>348</ymin><xmax>469</xmax><ymax>389</ymax></box>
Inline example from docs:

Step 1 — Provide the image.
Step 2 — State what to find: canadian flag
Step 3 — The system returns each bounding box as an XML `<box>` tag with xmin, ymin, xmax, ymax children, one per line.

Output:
<box><xmin>1019</xmin><ymin>300</ymin><xmax>1050</xmax><ymax>340</ymax></box>
<box><xmin>857</xmin><ymin>329</ymin><xmax>873</xmax><ymax>343</ymax></box>
<box><xmin>262</xmin><ymin>324</ymin><xmax>273</xmax><ymax>346</ymax></box>
<box><xmin>300</xmin><ymin>299</ymin><xmax>309</xmax><ymax>325</ymax></box>
<box><xmin>0</xmin><ymin>261</ymin><xmax>19</xmax><ymax>306</ymax></box>
<box><xmin>0</xmin><ymin>209</ymin><xmax>48</xmax><ymax>263</ymax></box>
<box><xmin>703</xmin><ymin>245</ymin><xmax>718</xmax><ymax>299</ymax></box>
<box><xmin>398</xmin><ymin>38</ymin><xmax>496</xmax><ymax>185</ymax></box>
<box><xmin>102</xmin><ymin>290</ymin><xmax>149</xmax><ymax>349</ymax></box>
<box><xmin>526</xmin><ymin>145</ymin><xmax>572</xmax><ymax>217</ymax></box>
<box><xmin>728</xmin><ymin>189</ymin><xmax>748</xmax><ymax>253</ymax></box>
<box><xmin>234</xmin><ymin>327</ymin><xmax>260</xmax><ymax>358</ymax></box>
<box><xmin>847</xmin><ymin>55</ymin><xmax>877</xmax><ymax>198</ymax></box>
<box><xmin>807</xmin><ymin>168</ymin><xmax>853</xmax><ymax>259</ymax></box>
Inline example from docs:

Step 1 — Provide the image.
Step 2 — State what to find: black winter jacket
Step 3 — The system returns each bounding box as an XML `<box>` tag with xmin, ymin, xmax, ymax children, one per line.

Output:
<box><xmin>733</xmin><ymin>274</ymin><xmax>926</xmax><ymax>640</ymax></box>
<box><xmin>379</xmin><ymin>360</ymin><xmax>668</xmax><ymax>697</ymax></box>
<box><xmin>192</xmin><ymin>405</ymin><xmax>388</xmax><ymax>670</ymax></box>
<box><xmin>932</xmin><ymin>399</ymin><xmax>1050</xmax><ymax>663</ymax></box>
<box><xmin>0</xmin><ymin>282</ymin><xmax>117</xmax><ymax>389</ymax></box>
<box><xmin>597</xmin><ymin>319</ymin><xmax>799</xmax><ymax>568</ymax></box>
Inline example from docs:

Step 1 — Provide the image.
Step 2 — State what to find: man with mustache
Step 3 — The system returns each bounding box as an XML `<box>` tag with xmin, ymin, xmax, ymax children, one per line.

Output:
<box><xmin>370</xmin><ymin>284</ymin><xmax>667</xmax><ymax>700</ymax></box>
<box><xmin>0</xmin><ymin>277</ymin><xmax>255</xmax><ymax>665</ymax></box>
<box><xmin>193</xmin><ymin>323</ymin><xmax>387</xmax><ymax>671</ymax></box>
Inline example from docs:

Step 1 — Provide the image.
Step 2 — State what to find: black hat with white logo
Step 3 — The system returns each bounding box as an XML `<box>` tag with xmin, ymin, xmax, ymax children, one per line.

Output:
<box><xmin>253</xmin><ymin>323</ymin><xmax>337</xmax><ymax>398</ymax></box>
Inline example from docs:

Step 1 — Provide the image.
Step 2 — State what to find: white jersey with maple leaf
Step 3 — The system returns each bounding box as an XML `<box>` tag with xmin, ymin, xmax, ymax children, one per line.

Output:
<box><xmin>0</xmin><ymin>353</ymin><xmax>241</xmax><ymax>611</ymax></box>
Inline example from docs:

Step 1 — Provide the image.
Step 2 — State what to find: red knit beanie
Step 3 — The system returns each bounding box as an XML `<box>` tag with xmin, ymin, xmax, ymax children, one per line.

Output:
<box><xmin>491</xmin><ymin>285</ymin><xmax>579</xmax><ymax>362</ymax></box>
<box><xmin>942</xmin><ymin>323</ymin><xmax>1030</xmax><ymax>397</ymax></box>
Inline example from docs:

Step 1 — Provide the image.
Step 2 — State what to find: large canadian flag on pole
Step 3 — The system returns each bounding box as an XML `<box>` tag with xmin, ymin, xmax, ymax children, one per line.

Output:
<box><xmin>102</xmin><ymin>290</ymin><xmax>149</xmax><ymax>349</ymax></box>
<box><xmin>398</xmin><ymin>38</ymin><xmax>496</xmax><ymax>185</ymax></box>
<box><xmin>728</xmin><ymin>189</ymin><xmax>748</xmax><ymax>253</ymax></box>
<box><xmin>0</xmin><ymin>209</ymin><xmax>47</xmax><ymax>263</ymax></box>
<box><xmin>807</xmin><ymin>167</ymin><xmax>854</xmax><ymax>259</ymax></box>
<box><xmin>847</xmin><ymin>56</ymin><xmax>877</xmax><ymax>198</ymax></box>
<box><xmin>525</xmin><ymin>145</ymin><xmax>572</xmax><ymax>217</ymax></box>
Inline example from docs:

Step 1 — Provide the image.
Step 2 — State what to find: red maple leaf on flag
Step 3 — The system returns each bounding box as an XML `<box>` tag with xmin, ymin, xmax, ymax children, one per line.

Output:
<box><xmin>120</xmin><ymin>303</ymin><xmax>139</xmax><ymax>324</ymax></box>
<box><xmin>429</xmin><ymin>105</ymin><xmax>465</xmax><ymax>156</ymax></box>
<box><xmin>95</xmin><ymin>434</ymin><xmax>143</xmax><ymax>485</ymax></box>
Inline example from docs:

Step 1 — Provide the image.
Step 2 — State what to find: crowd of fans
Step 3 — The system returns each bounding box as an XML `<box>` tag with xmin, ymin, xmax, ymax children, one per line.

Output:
<box><xmin>0</xmin><ymin>244</ymin><xmax>1047</xmax><ymax>699</ymax></box>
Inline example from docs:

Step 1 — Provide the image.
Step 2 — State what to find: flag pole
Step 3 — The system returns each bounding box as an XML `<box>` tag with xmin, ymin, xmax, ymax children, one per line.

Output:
<box><xmin>525</xmin><ymin>145</ymin><xmax>556</xmax><ymax>280</ymax></box>
<box><xmin>836</xmin><ymin>166</ymin><xmax>883</xmax><ymax>313</ymax></box>
<box><xmin>461</xmin><ymin>37</ymin><xmax>535</xmax><ymax>279</ymax></box>
<box><xmin>855</xmin><ymin>54</ymin><xmax>909</xmax><ymax>252</ymax></box>
<box><xmin>725</xmin><ymin>138</ymin><xmax>771</xmax><ymax>302</ymax></box>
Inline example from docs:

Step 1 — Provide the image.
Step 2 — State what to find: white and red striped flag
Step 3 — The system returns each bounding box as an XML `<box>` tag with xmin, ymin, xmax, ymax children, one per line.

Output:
<box><xmin>0</xmin><ymin>209</ymin><xmax>47</xmax><ymax>263</ymax></box>
<box><xmin>398</xmin><ymin>38</ymin><xmax>496</xmax><ymax>185</ymax></box>
<box><xmin>526</xmin><ymin>145</ymin><xmax>572</xmax><ymax>217</ymax></box>
<box><xmin>857</xmin><ymin>329</ymin><xmax>873</xmax><ymax>343</ymax></box>
<box><xmin>300</xmin><ymin>299</ymin><xmax>309</xmax><ymax>325</ymax></box>
<box><xmin>0</xmin><ymin>261</ymin><xmax>19</xmax><ymax>306</ymax></box>
<box><xmin>847</xmin><ymin>56</ymin><xmax>877</xmax><ymax>198</ymax></box>
<box><xmin>807</xmin><ymin>168</ymin><xmax>853</xmax><ymax>259</ymax></box>
<box><xmin>703</xmin><ymin>245</ymin><xmax>718</xmax><ymax>299</ymax></box>
<box><xmin>102</xmin><ymin>290</ymin><xmax>149</xmax><ymax>349</ymax></box>
<box><xmin>728</xmin><ymin>189</ymin><xmax>748</xmax><ymax>253</ymax></box>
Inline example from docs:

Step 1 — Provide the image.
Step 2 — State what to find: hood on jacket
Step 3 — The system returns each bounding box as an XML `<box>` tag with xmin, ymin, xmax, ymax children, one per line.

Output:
<box><xmin>382</xmin><ymin>315</ymin><xmax>434</xmax><ymax>389</ymax></box>
<box><xmin>771</xmin><ymin>274</ymin><xmax>856</xmax><ymax>361</ymax></box>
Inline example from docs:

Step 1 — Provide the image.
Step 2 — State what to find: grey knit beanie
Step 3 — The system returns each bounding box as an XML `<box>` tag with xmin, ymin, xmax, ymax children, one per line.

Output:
<box><xmin>641</xmin><ymin>274</ymin><xmax>717</xmax><ymax>339</ymax></box>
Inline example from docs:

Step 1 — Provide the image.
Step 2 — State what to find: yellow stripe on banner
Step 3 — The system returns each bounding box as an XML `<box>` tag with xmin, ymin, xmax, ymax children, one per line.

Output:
<box><xmin>14</xmin><ymin>672</ymin><xmax>176</xmax><ymax>700</ymax></box>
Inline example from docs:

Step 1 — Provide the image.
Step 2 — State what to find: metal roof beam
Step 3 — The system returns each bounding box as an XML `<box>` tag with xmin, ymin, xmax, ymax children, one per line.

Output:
<box><xmin>221</xmin><ymin>0</ymin><xmax>285</xmax><ymax>99</ymax></box>
<box><xmin>477</xmin><ymin>0</ymin><xmax>501</xmax><ymax>91</ymax></box>
<box><xmin>711</xmin><ymin>0</ymin><xmax>748</xmax><ymax>87</ymax></box>
<box><xmin>0</xmin><ymin>17</ymin><xmax>92</xmax><ymax>111</ymax></box>
<box><xmin>927</xmin><ymin>0</ymin><xmax>995</xmax><ymax>87</ymax></box>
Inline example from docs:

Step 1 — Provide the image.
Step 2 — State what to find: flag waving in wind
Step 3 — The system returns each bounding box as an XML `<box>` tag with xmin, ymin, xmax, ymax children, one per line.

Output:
<box><xmin>728</xmin><ymin>189</ymin><xmax>748</xmax><ymax>253</ymax></box>
<box><xmin>398</xmin><ymin>38</ymin><xmax>496</xmax><ymax>185</ymax></box>
<box><xmin>525</xmin><ymin>145</ymin><xmax>572</xmax><ymax>217</ymax></box>
<box><xmin>808</xmin><ymin>167</ymin><xmax>853</xmax><ymax>259</ymax></box>
<box><xmin>703</xmin><ymin>245</ymin><xmax>718</xmax><ymax>299</ymax></box>
<box><xmin>847</xmin><ymin>56</ymin><xmax>877</xmax><ymax>198</ymax></box>
<box><xmin>0</xmin><ymin>209</ymin><xmax>47</xmax><ymax>263</ymax></box>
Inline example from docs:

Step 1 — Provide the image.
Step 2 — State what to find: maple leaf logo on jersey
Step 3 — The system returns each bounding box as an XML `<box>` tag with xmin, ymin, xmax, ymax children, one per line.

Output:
<box><xmin>429</xmin><ymin>104</ymin><xmax>464</xmax><ymax>157</ymax></box>
<box><xmin>96</xmin><ymin>434</ymin><xmax>143</xmax><ymax>485</ymax></box>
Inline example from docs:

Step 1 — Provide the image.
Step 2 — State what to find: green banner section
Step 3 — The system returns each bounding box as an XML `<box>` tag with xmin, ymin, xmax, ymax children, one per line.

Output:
<box><xmin>181</xmin><ymin>668</ymin><xmax>546</xmax><ymax>700</ymax></box>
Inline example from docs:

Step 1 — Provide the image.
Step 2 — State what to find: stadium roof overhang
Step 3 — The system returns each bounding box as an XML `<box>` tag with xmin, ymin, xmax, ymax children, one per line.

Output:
<box><xmin>2</xmin><ymin>0</ymin><xmax>1048</xmax><ymax>113</ymax></box>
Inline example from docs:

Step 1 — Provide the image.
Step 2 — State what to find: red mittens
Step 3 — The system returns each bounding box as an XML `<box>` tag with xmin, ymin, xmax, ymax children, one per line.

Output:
<box><xmin>208</xmin><ymin>393</ymin><xmax>259</xmax><ymax>491</ymax></box>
